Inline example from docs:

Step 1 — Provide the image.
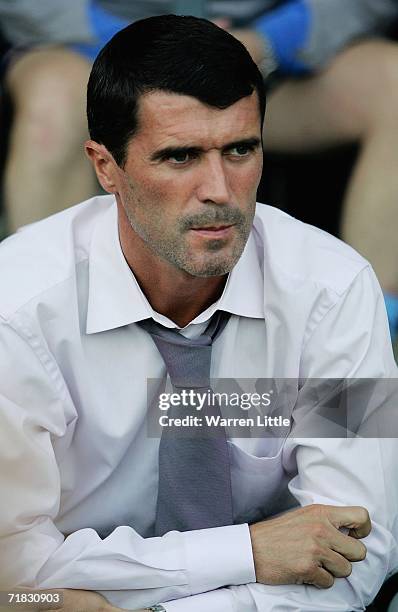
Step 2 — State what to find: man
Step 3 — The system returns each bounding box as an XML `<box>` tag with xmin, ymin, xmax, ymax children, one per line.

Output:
<box><xmin>0</xmin><ymin>15</ymin><xmax>397</xmax><ymax>612</ymax></box>
<box><xmin>2</xmin><ymin>0</ymin><xmax>398</xmax><ymax>343</ymax></box>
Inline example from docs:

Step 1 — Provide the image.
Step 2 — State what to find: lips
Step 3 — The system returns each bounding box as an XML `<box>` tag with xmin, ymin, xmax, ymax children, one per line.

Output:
<box><xmin>190</xmin><ymin>224</ymin><xmax>234</xmax><ymax>238</ymax></box>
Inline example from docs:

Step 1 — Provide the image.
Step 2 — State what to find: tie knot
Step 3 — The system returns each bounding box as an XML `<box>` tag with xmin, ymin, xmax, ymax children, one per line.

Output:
<box><xmin>137</xmin><ymin>311</ymin><xmax>231</xmax><ymax>388</ymax></box>
<box><xmin>151</xmin><ymin>335</ymin><xmax>212</xmax><ymax>388</ymax></box>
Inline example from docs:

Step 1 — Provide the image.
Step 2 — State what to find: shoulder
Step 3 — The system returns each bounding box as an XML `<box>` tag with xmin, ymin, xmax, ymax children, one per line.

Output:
<box><xmin>0</xmin><ymin>195</ymin><xmax>114</xmax><ymax>320</ymax></box>
<box><xmin>253</xmin><ymin>203</ymin><xmax>369</xmax><ymax>297</ymax></box>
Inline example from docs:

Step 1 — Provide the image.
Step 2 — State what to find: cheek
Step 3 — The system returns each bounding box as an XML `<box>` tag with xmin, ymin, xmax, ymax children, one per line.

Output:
<box><xmin>124</xmin><ymin>177</ymin><xmax>165</xmax><ymax>218</ymax></box>
<box><xmin>124</xmin><ymin>174</ymin><xmax>191</xmax><ymax>239</ymax></box>
<box><xmin>231</xmin><ymin>164</ymin><xmax>263</xmax><ymax>197</ymax></box>
<box><xmin>249</xmin><ymin>156</ymin><xmax>264</xmax><ymax>185</ymax></box>
<box><xmin>138</xmin><ymin>173</ymin><xmax>190</xmax><ymax>209</ymax></box>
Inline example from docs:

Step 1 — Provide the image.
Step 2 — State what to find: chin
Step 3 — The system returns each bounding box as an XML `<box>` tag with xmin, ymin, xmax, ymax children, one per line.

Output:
<box><xmin>182</xmin><ymin>255</ymin><xmax>238</xmax><ymax>278</ymax></box>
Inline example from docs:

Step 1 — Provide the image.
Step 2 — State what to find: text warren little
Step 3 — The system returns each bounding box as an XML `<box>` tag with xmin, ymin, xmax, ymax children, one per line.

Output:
<box><xmin>159</xmin><ymin>415</ymin><xmax>291</xmax><ymax>427</ymax></box>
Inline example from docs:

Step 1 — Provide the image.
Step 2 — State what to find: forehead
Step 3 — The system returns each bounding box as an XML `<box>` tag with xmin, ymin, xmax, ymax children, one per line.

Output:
<box><xmin>131</xmin><ymin>90</ymin><xmax>262</xmax><ymax>151</ymax></box>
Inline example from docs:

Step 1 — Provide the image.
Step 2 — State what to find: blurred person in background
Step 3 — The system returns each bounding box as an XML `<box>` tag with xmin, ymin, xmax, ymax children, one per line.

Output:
<box><xmin>1</xmin><ymin>0</ymin><xmax>398</xmax><ymax>342</ymax></box>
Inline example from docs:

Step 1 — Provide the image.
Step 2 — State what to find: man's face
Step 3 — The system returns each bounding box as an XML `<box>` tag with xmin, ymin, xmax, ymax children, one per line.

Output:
<box><xmin>117</xmin><ymin>90</ymin><xmax>263</xmax><ymax>277</ymax></box>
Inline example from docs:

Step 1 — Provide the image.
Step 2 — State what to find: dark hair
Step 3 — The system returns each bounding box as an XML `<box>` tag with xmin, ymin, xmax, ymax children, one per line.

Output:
<box><xmin>87</xmin><ymin>14</ymin><xmax>266</xmax><ymax>167</ymax></box>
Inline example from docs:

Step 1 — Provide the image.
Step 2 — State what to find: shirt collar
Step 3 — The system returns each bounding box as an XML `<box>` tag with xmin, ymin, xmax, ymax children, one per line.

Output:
<box><xmin>86</xmin><ymin>199</ymin><xmax>264</xmax><ymax>334</ymax></box>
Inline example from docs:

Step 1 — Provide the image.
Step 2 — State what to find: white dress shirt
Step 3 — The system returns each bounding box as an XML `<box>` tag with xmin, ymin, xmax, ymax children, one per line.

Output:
<box><xmin>0</xmin><ymin>195</ymin><xmax>397</xmax><ymax>611</ymax></box>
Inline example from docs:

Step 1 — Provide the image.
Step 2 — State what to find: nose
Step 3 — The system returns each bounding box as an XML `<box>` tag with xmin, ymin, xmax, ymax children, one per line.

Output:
<box><xmin>196</xmin><ymin>153</ymin><xmax>231</xmax><ymax>205</ymax></box>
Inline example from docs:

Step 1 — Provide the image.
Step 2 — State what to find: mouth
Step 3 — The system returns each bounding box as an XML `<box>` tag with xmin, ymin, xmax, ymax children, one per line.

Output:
<box><xmin>190</xmin><ymin>224</ymin><xmax>235</xmax><ymax>238</ymax></box>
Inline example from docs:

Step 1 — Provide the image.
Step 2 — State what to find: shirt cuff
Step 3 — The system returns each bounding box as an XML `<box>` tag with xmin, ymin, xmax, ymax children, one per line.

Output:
<box><xmin>161</xmin><ymin>588</ymin><xmax>234</xmax><ymax>612</ymax></box>
<box><xmin>181</xmin><ymin>523</ymin><xmax>255</xmax><ymax>595</ymax></box>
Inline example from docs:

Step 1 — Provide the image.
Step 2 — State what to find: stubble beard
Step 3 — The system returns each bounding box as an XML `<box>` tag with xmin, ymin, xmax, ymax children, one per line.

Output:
<box><xmin>123</xmin><ymin>189</ymin><xmax>255</xmax><ymax>277</ymax></box>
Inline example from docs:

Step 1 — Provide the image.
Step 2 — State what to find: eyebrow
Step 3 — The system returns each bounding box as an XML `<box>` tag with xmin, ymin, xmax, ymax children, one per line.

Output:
<box><xmin>149</xmin><ymin>137</ymin><xmax>262</xmax><ymax>162</ymax></box>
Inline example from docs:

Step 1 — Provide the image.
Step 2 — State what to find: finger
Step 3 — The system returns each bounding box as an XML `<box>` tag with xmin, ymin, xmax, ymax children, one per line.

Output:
<box><xmin>328</xmin><ymin>528</ymin><xmax>367</xmax><ymax>562</ymax></box>
<box><xmin>325</xmin><ymin>505</ymin><xmax>371</xmax><ymax>538</ymax></box>
<box><xmin>348</xmin><ymin>523</ymin><xmax>372</xmax><ymax>539</ymax></box>
<box><xmin>321</xmin><ymin>548</ymin><xmax>352</xmax><ymax>578</ymax></box>
<box><xmin>307</xmin><ymin>567</ymin><xmax>335</xmax><ymax>589</ymax></box>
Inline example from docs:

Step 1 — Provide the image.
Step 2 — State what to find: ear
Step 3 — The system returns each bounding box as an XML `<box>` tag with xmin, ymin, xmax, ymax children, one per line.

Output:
<box><xmin>85</xmin><ymin>140</ymin><xmax>119</xmax><ymax>194</ymax></box>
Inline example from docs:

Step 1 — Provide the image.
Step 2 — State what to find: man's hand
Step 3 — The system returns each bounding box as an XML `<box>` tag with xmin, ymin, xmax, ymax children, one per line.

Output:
<box><xmin>249</xmin><ymin>504</ymin><xmax>371</xmax><ymax>589</ymax></box>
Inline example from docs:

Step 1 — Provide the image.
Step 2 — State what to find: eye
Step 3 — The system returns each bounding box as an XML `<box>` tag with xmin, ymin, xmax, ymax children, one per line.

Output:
<box><xmin>228</xmin><ymin>144</ymin><xmax>253</xmax><ymax>157</ymax></box>
<box><xmin>168</xmin><ymin>151</ymin><xmax>193</xmax><ymax>164</ymax></box>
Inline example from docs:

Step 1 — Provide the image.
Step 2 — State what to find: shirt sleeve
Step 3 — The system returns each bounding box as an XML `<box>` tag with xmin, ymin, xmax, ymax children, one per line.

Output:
<box><xmin>253</xmin><ymin>0</ymin><xmax>312</xmax><ymax>74</ymax></box>
<box><xmin>251</xmin><ymin>0</ymin><xmax>398</xmax><ymax>74</ymax></box>
<box><xmin>300</xmin><ymin>0</ymin><xmax>398</xmax><ymax>70</ymax></box>
<box><xmin>275</xmin><ymin>265</ymin><xmax>398</xmax><ymax>608</ymax></box>
<box><xmin>0</xmin><ymin>317</ymin><xmax>254</xmax><ymax>609</ymax></box>
<box><xmin>160</xmin><ymin>266</ymin><xmax>398</xmax><ymax>610</ymax></box>
<box><xmin>0</xmin><ymin>0</ymin><xmax>94</xmax><ymax>47</ymax></box>
<box><xmin>159</xmin><ymin>446</ymin><xmax>398</xmax><ymax>609</ymax></box>
<box><xmin>69</xmin><ymin>1</ymin><xmax>129</xmax><ymax>61</ymax></box>
<box><xmin>243</xmin><ymin>265</ymin><xmax>398</xmax><ymax>610</ymax></box>
<box><xmin>0</xmin><ymin>0</ymin><xmax>128</xmax><ymax>58</ymax></box>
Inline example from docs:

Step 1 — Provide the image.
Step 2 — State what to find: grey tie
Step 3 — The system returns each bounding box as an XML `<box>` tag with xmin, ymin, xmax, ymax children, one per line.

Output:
<box><xmin>139</xmin><ymin>311</ymin><xmax>233</xmax><ymax>536</ymax></box>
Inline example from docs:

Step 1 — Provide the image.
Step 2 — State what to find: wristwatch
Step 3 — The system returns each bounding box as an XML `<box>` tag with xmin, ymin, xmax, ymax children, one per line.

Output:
<box><xmin>144</xmin><ymin>606</ymin><xmax>167</xmax><ymax>612</ymax></box>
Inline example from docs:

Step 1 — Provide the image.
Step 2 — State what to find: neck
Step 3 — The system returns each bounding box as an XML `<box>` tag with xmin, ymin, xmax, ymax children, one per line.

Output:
<box><xmin>118</xmin><ymin>207</ymin><xmax>227</xmax><ymax>327</ymax></box>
